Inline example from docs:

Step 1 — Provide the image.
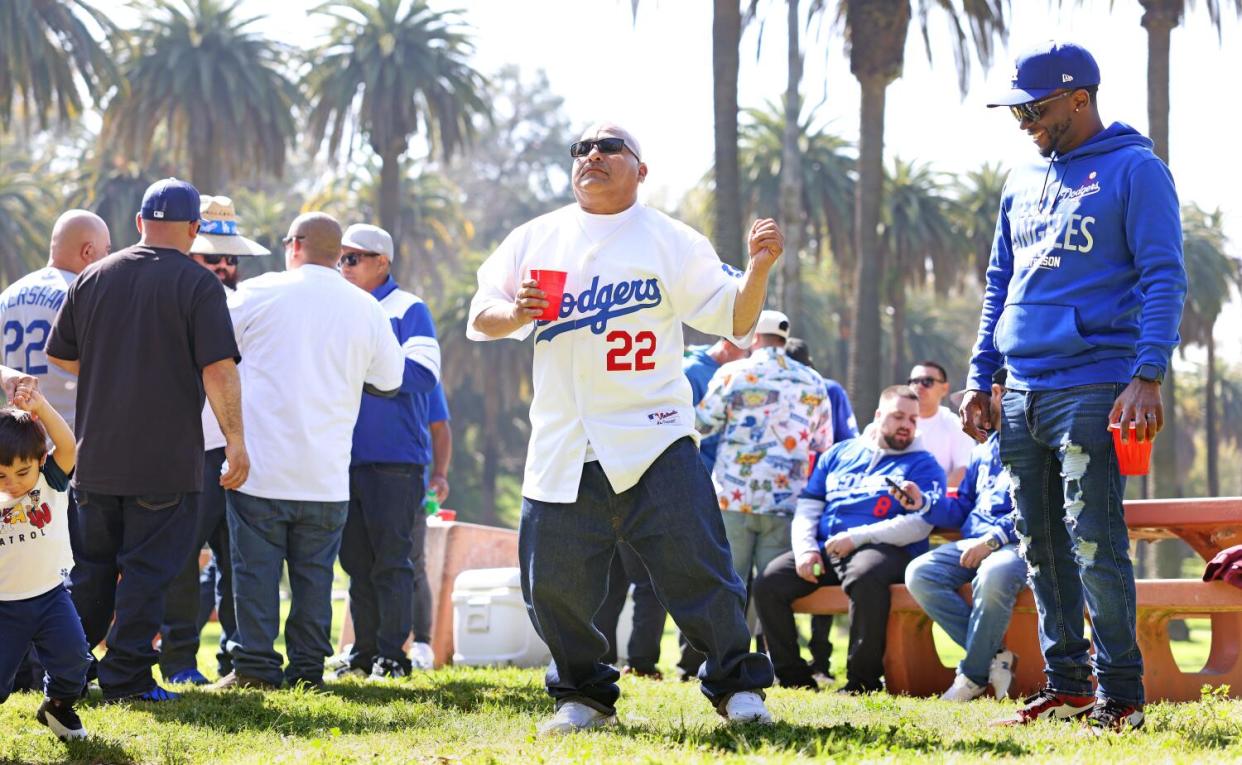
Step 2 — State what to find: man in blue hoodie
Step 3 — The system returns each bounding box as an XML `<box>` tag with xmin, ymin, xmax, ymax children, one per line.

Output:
<box><xmin>960</xmin><ymin>42</ymin><xmax>1186</xmax><ymax>731</ymax></box>
<box><xmin>753</xmin><ymin>385</ymin><xmax>949</xmax><ymax>693</ymax></box>
<box><xmin>336</xmin><ymin>223</ymin><xmax>441</xmax><ymax>680</ymax></box>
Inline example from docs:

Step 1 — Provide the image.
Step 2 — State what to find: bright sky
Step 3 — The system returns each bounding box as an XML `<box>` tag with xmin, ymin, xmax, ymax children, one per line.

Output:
<box><xmin>91</xmin><ymin>0</ymin><xmax>1242</xmax><ymax>357</ymax></box>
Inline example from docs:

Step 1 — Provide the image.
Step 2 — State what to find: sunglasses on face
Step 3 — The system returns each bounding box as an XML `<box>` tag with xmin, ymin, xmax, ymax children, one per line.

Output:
<box><xmin>1009</xmin><ymin>90</ymin><xmax>1073</xmax><ymax>123</ymax></box>
<box><xmin>201</xmin><ymin>254</ymin><xmax>239</xmax><ymax>267</ymax></box>
<box><xmin>908</xmin><ymin>376</ymin><xmax>946</xmax><ymax>388</ymax></box>
<box><xmin>569</xmin><ymin>137</ymin><xmax>637</xmax><ymax>160</ymax></box>
<box><xmin>281</xmin><ymin>234</ymin><xmax>305</xmax><ymax>246</ymax></box>
<box><xmin>338</xmin><ymin>252</ymin><xmax>381</xmax><ymax>268</ymax></box>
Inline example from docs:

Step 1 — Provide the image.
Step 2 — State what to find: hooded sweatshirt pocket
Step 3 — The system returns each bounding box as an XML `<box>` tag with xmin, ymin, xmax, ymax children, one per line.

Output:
<box><xmin>994</xmin><ymin>303</ymin><xmax>1094</xmax><ymax>359</ymax></box>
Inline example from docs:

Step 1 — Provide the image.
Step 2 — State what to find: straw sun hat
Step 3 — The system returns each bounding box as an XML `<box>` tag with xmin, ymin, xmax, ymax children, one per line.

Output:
<box><xmin>190</xmin><ymin>195</ymin><xmax>270</xmax><ymax>257</ymax></box>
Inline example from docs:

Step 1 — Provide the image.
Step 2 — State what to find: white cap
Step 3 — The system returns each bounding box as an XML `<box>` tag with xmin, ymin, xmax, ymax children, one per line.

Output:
<box><xmin>755</xmin><ymin>309</ymin><xmax>790</xmax><ymax>339</ymax></box>
<box><xmin>341</xmin><ymin>223</ymin><xmax>394</xmax><ymax>260</ymax></box>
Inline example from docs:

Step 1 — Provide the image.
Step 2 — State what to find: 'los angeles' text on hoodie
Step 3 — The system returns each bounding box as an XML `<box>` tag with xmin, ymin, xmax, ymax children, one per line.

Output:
<box><xmin>968</xmin><ymin>122</ymin><xmax>1187</xmax><ymax>392</ymax></box>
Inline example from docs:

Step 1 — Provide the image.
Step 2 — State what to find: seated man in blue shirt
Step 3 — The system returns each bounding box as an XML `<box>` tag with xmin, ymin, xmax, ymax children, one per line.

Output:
<box><xmin>905</xmin><ymin>369</ymin><xmax>1026</xmax><ymax>701</ymax></box>
<box><xmin>754</xmin><ymin>385</ymin><xmax>949</xmax><ymax>693</ymax></box>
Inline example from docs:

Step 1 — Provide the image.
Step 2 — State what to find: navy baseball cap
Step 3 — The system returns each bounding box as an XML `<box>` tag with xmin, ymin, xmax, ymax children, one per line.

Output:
<box><xmin>140</xmin><ymin>177</ymin><xmax>201</xmax><ymax>222</ymax></box>
<box><xmin>987</xmin><ymin>41</ymin><xmax>1100</xmax><ymax>107</ymax></box>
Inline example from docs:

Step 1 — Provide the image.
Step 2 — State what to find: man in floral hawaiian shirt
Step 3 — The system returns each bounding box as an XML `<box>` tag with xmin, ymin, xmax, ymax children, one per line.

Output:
<box><xmin>696</xmin><ymin>310</ymin><xmax>833</xmax><ymax>617</ymax></box>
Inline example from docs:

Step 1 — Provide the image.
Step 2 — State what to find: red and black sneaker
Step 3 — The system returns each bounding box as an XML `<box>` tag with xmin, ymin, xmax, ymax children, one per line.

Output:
<box><xmin>1084</xmin><ymin>698</ymin><xmax>1145</xmax><ymax>732</ymax></box>
<box><xmin>991</xmin><ymin>688</ymin><xmax>1096</xmax><ymax>726</ymax></box>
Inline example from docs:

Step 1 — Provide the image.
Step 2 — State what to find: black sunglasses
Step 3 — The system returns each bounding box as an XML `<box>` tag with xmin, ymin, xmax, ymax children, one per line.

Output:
<box><xmin>200</xmin><ymin>254</ymin><xmax>239</xmax><ymax>267</ymax></box>
<box><xmin>907</xmin><ymin>376</ymin><xmax>946</xmax><ymax>388</ymax></box>
<box><xmin>1009</xmin><ymin>90</ymin><xmax>1073</xmax><ymax>123</ymax></box>
<box><xmin>569</xmin><ymin>137</ymin><xmax>638</xmax><ymax>160</ymax></box>
<box><xmin>338</xmin><ymin>252</ymin><xmax>381</xmax><ymax>268</ymax></box>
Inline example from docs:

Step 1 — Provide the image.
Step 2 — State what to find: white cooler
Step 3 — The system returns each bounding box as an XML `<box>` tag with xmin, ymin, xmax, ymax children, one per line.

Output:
<box><xmin>452</xmin><ymin>567</ymin><xmax>551</xmax><ymax>668</ymax></box>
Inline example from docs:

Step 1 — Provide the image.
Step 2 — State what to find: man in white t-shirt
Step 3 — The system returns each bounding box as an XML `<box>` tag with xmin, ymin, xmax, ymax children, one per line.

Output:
<box><xmin>210</xmin><ymin>213</ymin><xmax>403</xmax><ymax>691</ymax></box>
<box><xmin>907</xmin><ymin>360</ymin><xmax>975</xmax><ymax>486</ymax></box>
<box><xmin>468</xmin><ymin>122</ymin><xmax>780</xmax><ymax>734</ymax></box>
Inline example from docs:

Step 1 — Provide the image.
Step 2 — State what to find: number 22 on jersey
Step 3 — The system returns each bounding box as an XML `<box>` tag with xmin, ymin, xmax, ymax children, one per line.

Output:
<box><xmin>606</xmin><ymin>330</ymin><xmax>656</xmax><ymax>371</ymax></box>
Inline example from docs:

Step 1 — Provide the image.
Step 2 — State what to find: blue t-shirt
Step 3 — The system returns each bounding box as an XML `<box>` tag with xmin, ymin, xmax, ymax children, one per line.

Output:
<box><xmin>683</xmin><ymin>345</ymin><xmax>722</xmax><ymax>470</ymax></box>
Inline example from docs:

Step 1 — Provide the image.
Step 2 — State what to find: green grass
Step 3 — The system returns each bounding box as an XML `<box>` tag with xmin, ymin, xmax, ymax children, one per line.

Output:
<box><xmin>2</xmin><ymin>666</ymin><xmax>1239</xmax><ymax>764</ymax></box>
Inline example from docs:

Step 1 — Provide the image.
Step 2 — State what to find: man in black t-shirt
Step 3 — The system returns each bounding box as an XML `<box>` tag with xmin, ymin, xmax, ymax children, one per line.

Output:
<box><xmin>47</xmin><ymin>178</ymin><xmax>250</xmax><ymax>702</ymax></box>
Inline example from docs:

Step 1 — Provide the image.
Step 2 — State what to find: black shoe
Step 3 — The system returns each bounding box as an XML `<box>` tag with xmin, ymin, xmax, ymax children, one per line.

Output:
<box><xmin>36</xmin><ymin>698</ymin><xmax>87</xmax><ymax>740</ymax></box>
<box><xmin>1085</xmin><ymin>698</ymin><xmax>1145</xmax><ymax>731</ymax></box>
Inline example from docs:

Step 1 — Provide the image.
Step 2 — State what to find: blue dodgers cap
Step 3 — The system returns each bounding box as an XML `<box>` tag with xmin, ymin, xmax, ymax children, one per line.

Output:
<box><xmin>140</xmin><ymin>177</ymin><xmax>201</xmax><ymax>221</ymax></box>
<box><xmin>987</xmin><ymin>41</ymin><xmax>1100</xmax><ymax>107</ymax></box>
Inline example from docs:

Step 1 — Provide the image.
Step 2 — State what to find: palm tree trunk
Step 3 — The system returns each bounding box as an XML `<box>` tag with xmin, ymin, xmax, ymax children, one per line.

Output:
<box><xmin>779</xmin><ymin>0</ymin><xmax>804</xmax><ymax>321</ymax></box>
<box><xmin>889</xmin><ymin>282</ymin><xmax>906</xmax><ymax>385</ymax></box>
<box><xmin>847</xmin><ymin>74</ymin><xmax>887</xmax><ymax>426</ymax></box>
<box><xmin>190</xmin><ymin>146</ymin><xmax>220</xmax><ymax>197</ymax></box>
<box><xmin>1206</xmin><ymin>330</ymin><xmax>1219</xmax><ymax>495</ymax></box>
<box><xmin>1141</xmin><ymin>0</ymin><xmax>1181</xmax><ymax>502</ymax></box>
<box><xmin>379</xmin><ymin>146</ymin><xmax>402</xmax><ymax>260</ymax></box>
<box><xmin>712</xmin><ymin>0</ymin><xmax>744</xmax><ymax>268</ymax></box>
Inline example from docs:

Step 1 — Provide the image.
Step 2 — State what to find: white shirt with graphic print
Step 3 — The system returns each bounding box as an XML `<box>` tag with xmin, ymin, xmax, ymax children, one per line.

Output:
<box><xmin>0</xmin><ymin>458</ymin><xmax>72</xmax><ymax>600</ymax></box>
<box><xmin>467</xmin><ymin>203</ymin><xmax>755</xmax><ymax>503</ymax></box>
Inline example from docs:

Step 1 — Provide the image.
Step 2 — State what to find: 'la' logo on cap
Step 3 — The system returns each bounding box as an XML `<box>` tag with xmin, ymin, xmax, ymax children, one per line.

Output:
<box><xmin>1062</xmin><ymin>73</ymin><xmax>1074</xmax><ymax>83</ymax></box>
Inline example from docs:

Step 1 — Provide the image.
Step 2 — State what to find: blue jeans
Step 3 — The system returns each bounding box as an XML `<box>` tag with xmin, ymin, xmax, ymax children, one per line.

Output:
<box><xmin>161</xmin><ymin>448</ymin><xmax>236</xmax><ymax>677</ymax></box>
<box><xmin>1000</xmin><ymin>384</ymin><xmax>1144</xmax><ymax>705</ymax></box>
<box><xmin>339</xmin><ymin>463</ymin><xmax>424</xmax><ymax>671</ymax></box>
<box><xmin>596</xmin><ymin>543</ymin><xmax>668</xmax><ymax>673</ymax></box>
<box><xmin>905</xmin><ymin>539</ymin><xmax>1028</xmax><ymax>686</ymax></box>
<box><xmin>226</xmin><ymin>491</ymin><xmax>347</xmax><ymax>687</ymax></box>
<box><xmin>520</xmin><ymin>437</ymin><xmax>772</xmax><ymax>715</ymax></box>
<box><xmin>70</xmin><ymin>490</ymin><xmax>199</xmax><ymax>698</ymax></box>
<box><xmin>0</xmin><ymin>586</ymin><xmax>92</xmax><ymax>702</ymax></box>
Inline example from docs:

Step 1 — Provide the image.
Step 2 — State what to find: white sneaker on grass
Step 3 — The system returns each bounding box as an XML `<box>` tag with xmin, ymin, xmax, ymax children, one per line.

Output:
<box><xmin>537</xmin><ymin>701</ymin><xmax>618</xmax><ymax>736</ymax></box>
<box><xmin>410</xmin><ymin>642</ymin><xmax>435</xmax><ymax>671</ymax></box>
<box><xmin>722</xmin><ymin>691</ymin><xmax>774</xmax><ymax>724</ymax></box>
<box><xmin>941</xmin><ymin>673</ymin><xmax>988</xmax><ymax>702</ymax></box>
<box><xmin>989</xmin><ymin>649</ymin><xmax>1018</xmax><ymax>699</ymax></box>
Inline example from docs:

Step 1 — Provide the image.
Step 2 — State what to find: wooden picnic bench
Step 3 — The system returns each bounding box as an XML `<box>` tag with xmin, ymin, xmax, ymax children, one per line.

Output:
<box><xmin>791</xmin><ymin>497</ymin><xmax>1242</xmax><ymax>702</ymax></box>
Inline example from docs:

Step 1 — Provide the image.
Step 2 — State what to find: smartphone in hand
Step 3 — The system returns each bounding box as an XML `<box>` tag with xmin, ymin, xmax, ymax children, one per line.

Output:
<box><xmin>885</xmin><ymin>475</ymin><xmax>916</xmax><ymax>507</ymax></box>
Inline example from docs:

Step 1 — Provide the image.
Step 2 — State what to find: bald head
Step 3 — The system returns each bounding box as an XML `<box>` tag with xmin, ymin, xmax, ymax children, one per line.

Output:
<box><xmin>285</xmin><ymin>213</ymin><xmax>342</xmax><ymax>269</ymax></box>
<box><xmin>49</xmin><ymin>210</ymin><xmax>110</xmax><ymax>274</ymax></box>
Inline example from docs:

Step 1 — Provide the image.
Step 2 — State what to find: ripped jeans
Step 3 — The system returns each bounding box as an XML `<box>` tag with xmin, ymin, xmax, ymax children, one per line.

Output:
<box><xmin>999</xmin><ymin>383</ymin><xmax>1143</xmax><ymax>706</ymax></box>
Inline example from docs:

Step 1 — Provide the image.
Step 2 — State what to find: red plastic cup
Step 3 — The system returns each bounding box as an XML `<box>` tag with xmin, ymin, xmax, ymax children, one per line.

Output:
<box><xmin>436</xmin><ymin>509</ymin><xmax>457</xmax><ymax>522</ymax></box>
<box><xmin>1111</xmin><ymin>424</ymin><xmax>1154</xmax><ymax>476</ymax></box>
<box><xmin>529</xmin><ymin>269</ymin><xmax>567</xmax><ymax>321</ymax></box>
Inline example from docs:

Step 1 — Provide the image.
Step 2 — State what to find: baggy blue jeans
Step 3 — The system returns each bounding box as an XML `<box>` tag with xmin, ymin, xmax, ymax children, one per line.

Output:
<box><xmin>999</xmin><ymin>383</ymin><xmax>1144</xmax><ymax>705</ymax></box>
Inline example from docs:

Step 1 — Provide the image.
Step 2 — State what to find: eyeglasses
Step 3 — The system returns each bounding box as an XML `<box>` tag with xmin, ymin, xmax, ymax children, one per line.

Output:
<box><xmin>281</xmin><ymin>234</ymin><xmax>305</xmax><ymax>246</ymax></box>
<box><xmin>1009</xmin><ymin>91</ymin><xmax>1073</xmax><ymax>123</ymax></box>
<box><xmin>201</xmin><ymin>254</ymin><xmax>239</xmax><ymax>267</ymax></box>
<box><xmin>338</xmin><ymin>252</ymin><xmax>380</xmax><ymax>268</ymax></box>
<box><xmin>907</xmin><ymin>376</ymin><xmax>946</xmax><ymax>388</ymax></box>
<box><xmin>569</xmin><ymin>137</ymin><xmax>639</xmax><ymax>160</ymax></box>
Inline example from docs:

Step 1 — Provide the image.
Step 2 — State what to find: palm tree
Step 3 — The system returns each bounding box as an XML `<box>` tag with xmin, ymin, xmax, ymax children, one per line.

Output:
<box><xmin>1179</xmin><ymin>204</ymin><xmax>1241</xmax><ymax>496</ymax></box>
<box><xmin>0</xmin><ymin>139</ymin><xmax>58</xmax><ymax>287</ymax></box>
<box><xmin>777</xmin><ymin>0</ymin><xmax>806</xmax><ymax>319</ymax></box>
<box><xmin>834</xmin><ymin>0</ymin><xmax>1010</xmax><ymax>426</ymax></box>
<box><xmin>880</xmin><ymin>157</ymin><xmax>957</xmax><ymax>382</ymax></box>
<box><xmin>0</xmin><ymin>0</ymin><xmax>116</xmax><ymax>133</ymax></box>
<box><xmin>305</xmin><ymin>0</ymin><xmax>488</xmax><ymax>258</ymax></box>
<box><xmin>949</xmin><ymin>162</ymin><xmax>1007</xmax><ymax>287</ymax></box>
<box><xmin>101</xmin><ymin>0</ymin><xmax>298</xmax><ymax>193</ymax></box>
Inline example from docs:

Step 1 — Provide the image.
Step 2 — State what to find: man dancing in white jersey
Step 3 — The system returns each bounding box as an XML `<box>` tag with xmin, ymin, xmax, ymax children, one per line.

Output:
<box><xmin>468</xmin><ymin>123</ymin><xmax>781</xmax><ymax>734</ymax></box>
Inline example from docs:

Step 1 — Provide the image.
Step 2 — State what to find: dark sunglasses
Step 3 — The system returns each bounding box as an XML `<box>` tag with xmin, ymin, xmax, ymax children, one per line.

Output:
<box><xmin>281</xmin><ymin>234</ymin><xmax>305</xmax><ymax>246</ymax></box>
<box><xmin>569</xmin><ymin>137</ymin><xmax>638</xmax><ymax>160</ymax></box>
<box><xmin>907</xmin><ymin>376</ymin><xmax>945</xmax><ymax>388</ymax></box>
<box><xmin>201</xmin><ymin>254</ymin><xmax>239</xmax><ymax>267</ymax></box>
<box><xmin>338</xmin><ymin>252</ymin><xmax>381</xmax><ymax>268</ymax></box>
<box><xmin>1009</xmin><ymin>90</ymin><xmax>1073</xmax><ymax>123</ymax></box>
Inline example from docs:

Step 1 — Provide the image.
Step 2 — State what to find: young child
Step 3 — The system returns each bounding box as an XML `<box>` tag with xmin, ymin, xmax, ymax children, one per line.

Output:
<box><xmin>0</xmin><ymin>386</ymin><xmax>91</xmax><ymax>740</ymax></box>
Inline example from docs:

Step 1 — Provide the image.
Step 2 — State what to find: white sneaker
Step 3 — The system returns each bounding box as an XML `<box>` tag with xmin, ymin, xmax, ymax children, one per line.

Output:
<box><xmin>941</xmin><ymin>674</ymin><xmax>988</xmax><ymax>702</ymax></box>
<box><xmin>988</xmin><ymin>649</ymin><xmax>1018</xmax><ymax>699</ymax></box>
<box><xmin>722</xmin><ymin>691</ymin><xmax>774</xmax><ymax>724</ymax></box>
<box><xmin>537</xmin><ymin>701</ymin><xmax>618</xmax><ymax>736</ymax></box>
<box><xmin>410</xmin><ymin>642</ymin><xmax>435</xmax><ymax>671</ymax></box>
<box><xmin>325</xmin><ymin>646</ymin><xmax>353</xmax><ymax>674</ymax></box>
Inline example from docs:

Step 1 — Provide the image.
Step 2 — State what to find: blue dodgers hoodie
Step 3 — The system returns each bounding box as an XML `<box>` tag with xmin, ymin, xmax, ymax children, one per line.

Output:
<box><xmin>797</xmin><ymin>427</ymin><xmax>948</xmax><ymax>558</ymax></box>
<box><xmin>934</xmin><ymin>433</ymin><xmax>1017</xmax><ymax>544</ymax></box>
<box><xmin>968</xmin><ymin>122</ymin><xmax>1187</xmax><ymax>392</ymax></box>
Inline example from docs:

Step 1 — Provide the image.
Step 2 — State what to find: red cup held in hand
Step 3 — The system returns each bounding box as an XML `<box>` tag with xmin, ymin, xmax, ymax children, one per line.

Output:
<box><xmin>1111</xmin><ymin>424</ymin><xmax>1154</xmax><ymax>476</ymax></box>
<box><xmin>529</xmin><ymin>269</ymin><xmax>567</xmax><ymax>322</ymax></box>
